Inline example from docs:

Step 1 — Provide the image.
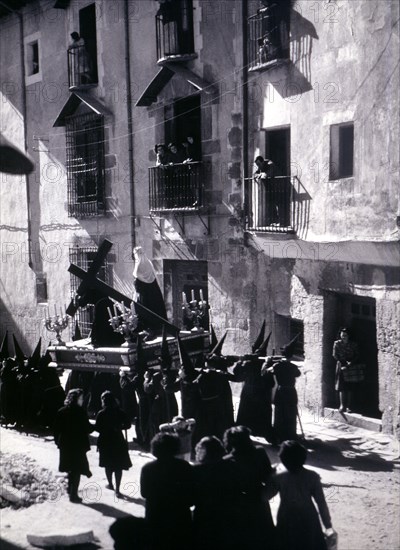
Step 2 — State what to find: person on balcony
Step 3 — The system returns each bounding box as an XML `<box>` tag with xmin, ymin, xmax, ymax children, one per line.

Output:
<box><xmin>168</xmin><ymin>142</ymin><xmax>187</xmax><ymax>164</ymax></box>
<box><xmin>69</xmin><ymin>32</ymin><xmax>92</xmax><ymax>85</ymax></box>
<box><xmin>182</xmin><ymin>136</ymin><xmax>198</xmax><ymax>163</ymax></box>
<box><xmin>254</xmin><ymin>155</ymin><xmax>282</xmax><ymax>226</ymax></box>
<box><xmin>155</xmin><ymin>144</ymin><xmax>170</xmax><ymax>166</ymax></box>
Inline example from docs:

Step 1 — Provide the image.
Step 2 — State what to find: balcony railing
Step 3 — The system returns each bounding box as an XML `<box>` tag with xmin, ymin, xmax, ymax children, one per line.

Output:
<box><xmin>155</xmin><ymin>0</ymin><xmax>195</xmax><ymax>63</ymax></box>
<box><xmin>149</xmin><ymin>162</ymin><xmax>203</xmax><ymax>212</ymax></box>
<box><xmin>248</xmin><ymin>5</ymin><xmax>290</xmax><ymax>72</ymax></box>
<box><xmin>68</xmin><ymin>44</ymin><xmax>97</xmax><ymax>88</ymax></box>
<box><xmin>248</xmin><ymin>175</ymin><xmax>296</xmax><ymax>233</ymax></box>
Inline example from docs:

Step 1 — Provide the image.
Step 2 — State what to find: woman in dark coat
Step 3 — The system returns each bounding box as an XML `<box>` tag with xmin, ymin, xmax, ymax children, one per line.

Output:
<box><xmin>53</xmin><ymin>388</ymin><xmax>93</xmax><ymax>503</ymax></box>
<box><xmin>223</xmin><ymin>426</ymin><xmax>276</xmax><ymax>550</ymax></box>
<box><xmin>193</xmin><ymin>436</ymin><xmax>240</xmax><ymax>550</ymax></box>
<box><xmin>94</xmin><ymin>391</ymin><xmax>132</xmax><ymax>497</ymax></box>
<box><xmin>140</xmin><ymin>432</ymin><xmax>195</xmax><ymax>550</ymax></box>
<box><xmin>272</xmin><ymin>441</ymin><xmax>334</xmax><ymax>550</ymax></box>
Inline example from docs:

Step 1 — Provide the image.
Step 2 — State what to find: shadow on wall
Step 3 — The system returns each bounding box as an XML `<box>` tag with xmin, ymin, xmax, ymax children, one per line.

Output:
<box><xmin>290</xmin><ymin>8</ymin><xmax>319</xmax><ymax>85</ymax></box>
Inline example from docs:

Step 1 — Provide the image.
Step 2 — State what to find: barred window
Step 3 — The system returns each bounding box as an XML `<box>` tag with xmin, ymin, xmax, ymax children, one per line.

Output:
<box><xmin>69</xmin><ymin>246</ymin><xmax>112</xmax><ymax>338</ymax></box>
<box><xmin>66</xmin><ymin>112</ymin><xmax>105</xmax><ymax>218</ymax></box>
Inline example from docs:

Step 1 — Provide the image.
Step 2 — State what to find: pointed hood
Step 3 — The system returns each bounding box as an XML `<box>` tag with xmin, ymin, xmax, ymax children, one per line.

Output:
<box><xmin>255</xmin><ymin>331</ymin><xmax>272</xmax><ymax>356</ymax></box>
<box><xmin>0</xmin><ymin>331</ymin><xmax>9</xmax><ymax>360</ymax></box>
<box><xmin>160</xmin><ymin>326</ymin><xmax>172</xmax><ymax>370</ymax></box>
<box><xmin>177</xmin><ymin>335</ymin><xmax>195</xmax><ymax>375</ymax></box>
<box><xmin>209</xmin><ymin>330</ymin><xmax>228</xmax><ymax>356</ymax></box>
<box><xmin>28</xmin><ymin>338</ymin><xmax>42</xmax><ymax>368</ymax></box>
<box><xmin>281</xmin><ymin>332</ymin><xmax>301</xmax><ymax>357</ymax></box>
<box><xmin>12</xmin><ymin>334</ymin><xmax>26</xmax><ymax>365</ymax></box>
<box><xmin>210</xmin><ymin>325</ymin><xmax>218</xmax><ymax>349</ymax></box>
<box><xmin>72</xmin><ymin>321</ymin><xmax>82</xmax><ymax>341</ymax></box>
<box><xmin>251</xmin><ymin>320</ymin><xmax>266</xmax><ymax>353</ymax></box>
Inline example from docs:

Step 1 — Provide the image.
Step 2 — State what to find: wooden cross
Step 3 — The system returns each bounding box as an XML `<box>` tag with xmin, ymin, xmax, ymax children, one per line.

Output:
<box><xmin>66</xmin><ymin>239</ymin><xmax>179</xmax><ymax>336</ymax></box>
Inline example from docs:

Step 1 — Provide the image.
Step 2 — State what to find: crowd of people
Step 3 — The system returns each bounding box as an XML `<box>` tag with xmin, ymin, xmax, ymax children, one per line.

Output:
<box><xmin>0</xmin><ymin>334</ymin><xmax>65</xmax><ymax>431</ymax></box>
<box><xmin>112</xmin><ymin>428</ymin><xmax>334</xmax><ymax>550</ymax></box>
<box><xmin>155</xmin><ymin>137</ymin><xmax>198</xmax><ymax>166</ymax></box>
<box><xmin>0</xmin><ymin>324</ymin><xmax>342</xmax><ymax>549</ymax></box>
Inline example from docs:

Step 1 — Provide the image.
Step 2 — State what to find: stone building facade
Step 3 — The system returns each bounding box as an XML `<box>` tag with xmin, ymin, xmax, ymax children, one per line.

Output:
<box><xmin>0</xmin><ymin>0</ymin><xmax>399</xmax><ymax>435</ymax></box>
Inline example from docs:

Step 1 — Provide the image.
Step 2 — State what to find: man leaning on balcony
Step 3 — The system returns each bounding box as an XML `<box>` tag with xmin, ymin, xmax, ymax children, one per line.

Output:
<box><xmin>254</xmin><ymin>155</ymin><xmax>280</xmax><ymax>226</ymax></box>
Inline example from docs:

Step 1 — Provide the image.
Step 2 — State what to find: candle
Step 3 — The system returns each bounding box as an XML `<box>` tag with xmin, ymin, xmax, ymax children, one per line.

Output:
<box><xmin>200</xmin><ymin>289</ymin><xmax>204</xmax><ymax>302</ymax></box>
<box><xmin>182</xmin><ymin>292</ymin><xmax>187</xmax><ymax>305</ymax></box>
<box><xmin>130</xmin><ymin>301</ymin><xmax>135</xmax><ymax>314</ymax></box>
<box><xmin>113</xmin><ymin>303</ymin><xmax>118</xmax><ymax>317</ymax></box>
<box><xmin>54</xmin><ymin>304</ymin><xmax>57</xmax><ymax>317</ymax></box>
<box><xmin>120</xmin><ymin>301</ymin><xmax>125</xmax><ymax>316</ymax></box>
<box><xmin>191</xmin><ymin>289</ymin><xmax>195</xmax><ymax>301</ymax></box>
<box><xmin>107</xmin><ymin>307</ymin><xmax>113</xmax><ymax>319</ymax></box>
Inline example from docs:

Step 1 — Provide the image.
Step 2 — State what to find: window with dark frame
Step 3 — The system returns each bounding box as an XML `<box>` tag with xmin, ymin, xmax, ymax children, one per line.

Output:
<box><xmin>329</xmin><ymin>122</ymin><xmax>354</xmax><ymax>180</ymax></box>
<box><xmin>69</xmin><ymin>247</ymin><xmax>111</xmax><ymax>338</ymax></box>
<box><xmin>65</xmin><ymin>112</ymin><xmax>105</xmax><ymax>218</ymax></box>
<box><xmin>26</xmin><ymin>40</ymin><xmax>39</xmax><ymax>76</ymax></box>
<box><xmin>155</xmin><ymin>0</ymin><xmax>195</xmax><ymax>61</ymax></box>
<box><xmin>248</xmin><ymin>0</ymin><xmax>290</xmax><ymax>71</ymax></box>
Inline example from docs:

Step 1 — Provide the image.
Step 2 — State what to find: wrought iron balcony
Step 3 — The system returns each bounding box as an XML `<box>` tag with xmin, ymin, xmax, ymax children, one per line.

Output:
<box><xmin>68</xmin><ymin>44</ymin><xmax>97</xmax><ymax>89</ymax></box>
<box><xmin>149</xmin><ymin>162</ymin><xmax>203</xmax><ymax>212</ymax></box>
<box><xmin>155</xmin><ymin>0</ymin><xmax>195</xmax><ymax>63</ymax></box>
<box><xmin>248</xmin><ymin>176</ymin><xmax>300</xmax><ymax>233</ymax></box>
<box><xmin>248</xmin><ymin>5</ymin><xmax>290</xmax><ymax>72</ymax></box>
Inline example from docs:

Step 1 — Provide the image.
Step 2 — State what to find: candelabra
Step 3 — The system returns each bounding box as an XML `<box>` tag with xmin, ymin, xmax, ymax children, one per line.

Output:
<box><xmin>44</xmin><ymin>306</ymin><xmax>70</xmax><ymax>345</ymax></box>
<box><xmin>182</xmin><ymin>289</ymin><xmax>209</xmax><ymax>332</ymax></box>
<box><xmin>107</xmin><ymin>301</ymin><xmax>139</xmax><ymax>344</ymax></box>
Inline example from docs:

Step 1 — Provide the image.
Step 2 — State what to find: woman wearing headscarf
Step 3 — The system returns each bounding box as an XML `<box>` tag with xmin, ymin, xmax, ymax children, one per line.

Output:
<box><xmin>94</xmin><ymin>390</ymin><xmax>132</xmax><ymax>497</ymax></box>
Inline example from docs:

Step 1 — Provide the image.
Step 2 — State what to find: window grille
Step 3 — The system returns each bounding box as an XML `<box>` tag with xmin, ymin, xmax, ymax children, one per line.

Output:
<box><xmin>65</xmin><ymin>112</ymin><xmax>105</xmax><ymax>217</ymax></box>
<box><xmin>69</xmin><ymin>246</ymin><xmax>111</xmax><ymax>337</ymax></box>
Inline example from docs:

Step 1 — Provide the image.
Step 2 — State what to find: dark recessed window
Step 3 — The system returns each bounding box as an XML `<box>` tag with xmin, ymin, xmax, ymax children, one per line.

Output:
<box><xmin>27</xmin><ymin>40</ymin><xmax>39</xmax><ymax>75</ymax></box>
<box><xmin>330</xmin><ymin>122</ymin><xmax>354</xmax><ymax>180</ymax></box>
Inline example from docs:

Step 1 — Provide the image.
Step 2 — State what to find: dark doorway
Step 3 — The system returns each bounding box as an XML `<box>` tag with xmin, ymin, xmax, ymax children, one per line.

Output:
<box><xmin>164</xmin><ymin>260</ymin><xmax>208</xmax><ymax>329</ymax></box>
<box><xmin>79</xmin><ymin>3</ymin><xmax>98</xmax><ymax>83</ymax></box>
<box><xmin>164</xmin><ymin>96</ymin><xmax>202</xmax><ymax>160</ymax></box>
<box><xmin>323</xmin><ymin>292</ymin><xmax>380</xmax><ymax>419</ymax></box>
<box><xmin>348</xmin><ymin>299</ymin><xmax>380</xmax><ymax>418</ymax></box>
<box><xmin>265</xmin><ymin>126</ymin><xmax>290</xmax><ymax>176</ymax></box>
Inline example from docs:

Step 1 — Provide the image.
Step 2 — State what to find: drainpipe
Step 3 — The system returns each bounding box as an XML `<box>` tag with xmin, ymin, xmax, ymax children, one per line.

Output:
<box><xmin>0</xmin><ymin>2</ymin><xmax>33</xmax><ymax>267</ymax></box>
<box><xmin>241</xmin><ymin>0</ymin><xmax>249</xmax><ymax>231</ymax></box>
<box><xmin>124</xmin><ymin>0</ymin><xmax>136</xmax><ymax>250</ymax></box>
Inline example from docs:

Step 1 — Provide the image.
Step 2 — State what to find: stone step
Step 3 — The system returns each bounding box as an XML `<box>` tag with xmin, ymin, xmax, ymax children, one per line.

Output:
<box><xmin>323</xmin><ymin>407</ymin><xmax>382</xmax><ymax>432</ymax></box>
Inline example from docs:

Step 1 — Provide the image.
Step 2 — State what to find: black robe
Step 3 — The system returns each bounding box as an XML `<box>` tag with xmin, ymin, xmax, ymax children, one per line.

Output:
<box><xmin>134</xmin><ymin>278</ymin><xmax>168</xmax><ymax>334</ymax></box>
<box><xmin>271</xmin><ymin>359</ymin><xmax>301</xmax><ymax>442</ymax></box>
<box><xmin>140</xmin><ymin>457</ymin><xmax>195</xmax><ymax>550</ymax></box>
<box><xmin>234</xmin><ymin>359</ymin><xmax>275</xmax><ymax>440</ymax></box>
